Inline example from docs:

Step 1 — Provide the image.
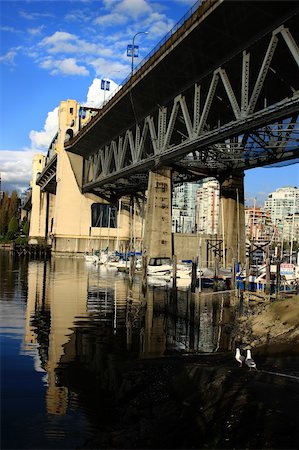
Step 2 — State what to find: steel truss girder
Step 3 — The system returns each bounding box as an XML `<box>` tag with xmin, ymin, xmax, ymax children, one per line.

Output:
<box><xmin>83</xmin><ymin>25</ymin><xmax>299</xmax><ymax>195</ymax></box>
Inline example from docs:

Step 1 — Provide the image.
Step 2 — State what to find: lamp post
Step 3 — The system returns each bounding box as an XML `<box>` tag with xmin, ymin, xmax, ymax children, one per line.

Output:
<box><xmin>131</xmin><ymin>31</ymin><xmax>148</xmax><ymax>76</ymax></box>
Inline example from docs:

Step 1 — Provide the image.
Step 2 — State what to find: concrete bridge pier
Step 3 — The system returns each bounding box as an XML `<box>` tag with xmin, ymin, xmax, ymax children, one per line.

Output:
<box><xmin>142</xmin><ymin>168</ymin><xmax>173</xmax><ymax>259</ymax></box>
<box><xmin>218</xmin><ymin>172</ymin><xmax>246</xmax><ymax>268</ymax></box>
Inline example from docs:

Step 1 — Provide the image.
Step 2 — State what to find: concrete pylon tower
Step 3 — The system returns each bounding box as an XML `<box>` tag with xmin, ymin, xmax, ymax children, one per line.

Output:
<box><xmin>143</xmin><ymin>168</ymin><xmax>173</xmax><ymax>259</ymax></box>
<box><xmin>53</xmin><ymin>100</ymin><xmax>100</xmax><ymax>252</ymax></box>
<box><xmin>218</xmin><ymin>172</ymin><xmax>246</xmax><ymax>267</ymax></box>
<box><xmin>29</xmin><ymin>154</ymin><xmax>46</xmax><ymax>240</ymax></box>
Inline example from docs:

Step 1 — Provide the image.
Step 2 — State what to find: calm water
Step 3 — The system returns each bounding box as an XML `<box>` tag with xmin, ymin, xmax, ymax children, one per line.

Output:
<box><xmin>0</xmin><ymin>251</ymin><xmax>237</xmax><ymax>449</ymax></box>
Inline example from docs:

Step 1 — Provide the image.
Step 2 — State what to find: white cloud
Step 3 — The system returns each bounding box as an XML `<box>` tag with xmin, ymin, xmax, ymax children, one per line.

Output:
<box><xmin>27</xmin><ymin>25</ymin><xmax>45</xmax><ymax>36</ymax></box>
<box><xmin>142</xmin><ymin>12</ymin><xmax>174</xmax><ymax>38</ymax></box>
<box><xmin>0</xmin><ymin>108</ymin><xmax>59</xmax><ymax>193</ymax></box>
<box><xmin>39</xmin><ymin>31</ymin><xmax>116</xmax><ymax>60</ymax></box>
<box><xmin>0</xmin><ymin>50</ymin><xmax>17</xmax><ymax>66</ymax></box>
<box><xmin>19</xmin><ymin>10</ymin><xmax>53</xmax><ymax>20</ymax></box>
<box><xmin>40</xmin><ymin>31</ymin><xmax>99</xmax><ymax>54</ymax></box>
<box><xmin>115</xmin><ymin>0</ymin><xmax>151</xmax><ymax>19</ymax></box>
<box><xmin>84</xmin><ymin>78</ymin><xmax>120</xmax><ymax>107</ymax></box>
<box><xmin>0</xmin><ymin>149</ymin><xmax>39</xmax><ymax>192</ymax></box>
<box><xmin>64</xmin><ymin>9</ymin><xmax>92</xmax><ymax>22</ymax></box>
<box><xmin>88</xmin><ymin>57</ymin><xmax>128</xmax><ymax>79</ymax></box>
<box><xmin>94</xmin><ymin>12</ymin><xmax>127</xmax><ymax>27</ymax></box>
<box><xmin>29</xmin><ymin>107</ymin><xmax>59</xmax><ymax>150</ymax></box>
<box><xmin>95</xmin><ymin>0</ymin><xmax>154</xmax><ymax>29</ymax></box>
<box><xmin>41</xmin><ymin>31</ymin><xmax>76</xmax><ymax>45</ymax></box>
<box><xmin>40</xmin><ymin>57</ymin><xmax>89</xmax><ymax>76</ymax></box>
<box><xmin>0</xmin><ymin>26</ymin><xmax>19</xmax><ymax>33</ymax></box>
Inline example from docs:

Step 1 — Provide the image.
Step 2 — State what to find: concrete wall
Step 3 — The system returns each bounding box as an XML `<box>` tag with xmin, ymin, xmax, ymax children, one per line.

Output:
<box><xmin>173</xmin><ymin>233</ymin><xmax>220</xmax><ymax>267</ymax></box>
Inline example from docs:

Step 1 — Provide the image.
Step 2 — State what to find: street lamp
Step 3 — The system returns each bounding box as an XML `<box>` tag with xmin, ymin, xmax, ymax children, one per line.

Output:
<box><xmin>130</xmin><ymin>31</ymin><xmax>148</xmax><ymax>76</ymax></box>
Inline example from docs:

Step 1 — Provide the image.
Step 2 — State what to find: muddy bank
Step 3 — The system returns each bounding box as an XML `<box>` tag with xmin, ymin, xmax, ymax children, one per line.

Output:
<box><xmin>234</xmin><ymin>296</ymin><xmax>299</xmax><ymax>355</ymax></box>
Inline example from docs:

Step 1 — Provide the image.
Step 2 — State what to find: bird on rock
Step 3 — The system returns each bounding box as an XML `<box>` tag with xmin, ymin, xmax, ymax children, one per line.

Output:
<box><xmin>235</xmin><ymin>348</ymin><xmax>245</xmax><ymax>367</ymax></box>
<box><xmin>245</xmin><ymin>349</ymin><xmax>257</xmax><ymax>371</ymax></box>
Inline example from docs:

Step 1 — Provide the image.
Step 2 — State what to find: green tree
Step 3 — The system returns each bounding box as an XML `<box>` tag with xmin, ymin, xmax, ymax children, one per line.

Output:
<box><xmin>8</xmin><ymin>191</ymin><xmax>19</xmax><ymax>222</ymax></box>
<box><xmin>0</xmin><ymin>192</ymin><xmax>9</xmax><ymax>235</ymax></box>
<box><xmin>0</xmin><ymin>191</ymin><xmax>20</xmax><ymax>238</ymax></box>
<box><xmin>23</xmin><ymin>220</ymin><xmax>30</xmax><ymax>236</ymax></box>
<box><xmin>6</xmin><ymin>216</ymin><xmax>19</xmax><ymax>240</ymax></box>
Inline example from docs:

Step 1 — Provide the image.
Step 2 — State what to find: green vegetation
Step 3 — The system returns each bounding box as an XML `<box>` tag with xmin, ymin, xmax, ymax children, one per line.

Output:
<box><xmin>0</xmin><ymin>191</ymin><xmax>29</xmax><ymax>244</ymax></box>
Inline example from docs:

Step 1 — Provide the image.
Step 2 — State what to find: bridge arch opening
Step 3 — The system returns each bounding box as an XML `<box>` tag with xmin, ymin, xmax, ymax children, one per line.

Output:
<box><xmin>65</xmin><ymin>128</ymin><xmax>74</xmax><ymax>142</ymax></box>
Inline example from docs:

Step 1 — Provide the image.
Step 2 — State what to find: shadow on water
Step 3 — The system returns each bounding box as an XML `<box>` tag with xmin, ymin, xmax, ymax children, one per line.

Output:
<box><xmin>1</xmin><ymin>252</ymin><xmax>299</xmax><ymax>449</ymax></box>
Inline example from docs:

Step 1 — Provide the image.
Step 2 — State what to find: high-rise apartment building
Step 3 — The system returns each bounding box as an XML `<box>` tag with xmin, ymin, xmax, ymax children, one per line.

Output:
<box><xmin>264</xmin><ymin>186</ymin><xmax>299</xmax><ymax>222</ymax></box>
<box><xmin>245</xmin><ymin>207</ymin><xmax>274</xmax><ymax>244</ymax></box>
<box><xmin>195</xmin><ymin>178</ymin><xmax>219</xmax><ymax>235</ymax></box>
<box><xmin>264</xmin><ymin>186</ymin><xmax>299</xmax><ymax>242</ymax></box>
<box><xmin>172</xmin><ymin>182</ymin><xmax>200</xmax><ymax>233</ymax></box>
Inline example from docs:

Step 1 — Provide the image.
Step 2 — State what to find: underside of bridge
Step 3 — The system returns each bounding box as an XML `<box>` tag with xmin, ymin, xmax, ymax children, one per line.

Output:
<box><xmin>64</xmin><ymin>0</ymin><xmax>299</xmax><ymax>264</ymax></box>
<box><xmin>65</xmin><ymin>0</ymin><xmax>299</xmax><ymax>201</ymax></box>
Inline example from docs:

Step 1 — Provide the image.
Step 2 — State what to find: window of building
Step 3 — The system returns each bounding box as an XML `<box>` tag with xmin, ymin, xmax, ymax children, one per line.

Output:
<box><xmin>91</xmin><ymin>204</ymin><xmax>117</xmax><ymax>228</ymax></box>
<box><xmin>70</xmin><ymin>108</ymin><xmax>73</xmax><ymax>114</ymax></box>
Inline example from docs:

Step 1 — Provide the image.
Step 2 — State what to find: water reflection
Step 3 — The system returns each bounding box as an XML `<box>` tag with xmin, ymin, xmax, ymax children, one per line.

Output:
<box><xmin>23</xmin><ymin>260</ymin><xmax>236</xmax><ymax>413</ymax></box>
<box><xmin>1</xmin><ymin>253</ymin><xmax>238</xmax><ymax>448</ymax></box>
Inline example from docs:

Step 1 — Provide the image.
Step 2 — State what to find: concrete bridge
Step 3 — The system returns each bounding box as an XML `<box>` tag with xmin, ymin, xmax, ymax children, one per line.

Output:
<box><xmin>31</xmin><ymin>0</ymin><xmax>299</xmax><ymax>265</ymax></box>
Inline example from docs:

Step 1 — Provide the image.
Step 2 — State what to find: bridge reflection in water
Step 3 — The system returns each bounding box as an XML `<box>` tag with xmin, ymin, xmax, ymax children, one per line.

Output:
<box><xmin>23</xmin><ymin>258</ymin><xmax>237</xmax><ymax>416</ymax></box>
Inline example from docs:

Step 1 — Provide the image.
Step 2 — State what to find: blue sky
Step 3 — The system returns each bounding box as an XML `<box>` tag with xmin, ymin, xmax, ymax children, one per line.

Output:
<box><xmin>0</xmin><ymin>0</ymin><xmax>298</xmax><ymax>205</ymax></box>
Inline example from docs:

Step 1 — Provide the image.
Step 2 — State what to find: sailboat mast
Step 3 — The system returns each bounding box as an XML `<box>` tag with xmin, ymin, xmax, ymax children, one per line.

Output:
<box><xmin>116</xmin><ymin>199</ymin><xmax>121</xmax><ymax>252</ymax></box>
<box><xmin>290</xmin><ymin>196</ymin><xmax>296</xmax><ymax>263</ymax></box>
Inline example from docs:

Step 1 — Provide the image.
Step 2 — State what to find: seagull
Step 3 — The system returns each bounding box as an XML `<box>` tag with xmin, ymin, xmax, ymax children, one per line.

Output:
<box><xmin>235</xmin><ymin>348</ymin><xmax>245</xmax><ymax>367</ymax></box>
<box><xmin>245</xmin><ymin>349</ymin><xmax>257</xmax><ymax>371</ymax></box>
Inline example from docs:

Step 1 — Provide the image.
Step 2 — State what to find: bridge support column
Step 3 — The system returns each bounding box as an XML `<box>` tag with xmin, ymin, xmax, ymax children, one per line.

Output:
<box><xmin>218</xmin><ymin>172</ymin><xmax>246</xmax><ymax>268</ymax></box>
<box><xmin>143</xmin><ymin>168</ymin><xmax>172</xmax><ymax>259</ymax></box>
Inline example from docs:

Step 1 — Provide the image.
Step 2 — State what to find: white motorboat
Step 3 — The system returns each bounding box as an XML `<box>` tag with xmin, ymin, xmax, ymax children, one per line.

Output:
<box><xmin>146</xmin><ymin>257</ymin><xmax>191</xmax><ymax>285</ymax></box>
<box><xmin>84</xmin><ymin>252</ymin><xmax>99</xmax><ymax>264</ymax></box>
<box><xmin>147</xmin><ymin>257</ymin><xmax>173</xmax><ymax>278</ymax></box>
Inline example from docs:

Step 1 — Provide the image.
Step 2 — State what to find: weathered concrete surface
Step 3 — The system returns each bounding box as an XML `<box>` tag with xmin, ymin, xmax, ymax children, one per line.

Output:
<box><xmin>143</xmin><ymin>168</ymin><xmax>172</xmax><ymax>259</ymax></box>
<box><xmin>218</xmin><ymin>172</ymin><xmax>246</xmax><ymax>267</ymax></box>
